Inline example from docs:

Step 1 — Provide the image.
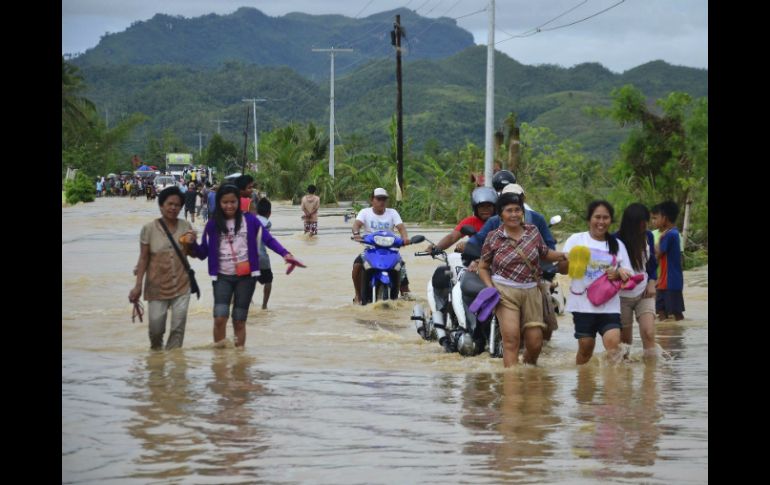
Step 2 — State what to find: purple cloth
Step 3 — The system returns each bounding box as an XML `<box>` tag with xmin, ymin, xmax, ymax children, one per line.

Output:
<box><xmin>469</xmin><ymin>287</ymin><xmax>500</xmax><ymax>321</ymax></box>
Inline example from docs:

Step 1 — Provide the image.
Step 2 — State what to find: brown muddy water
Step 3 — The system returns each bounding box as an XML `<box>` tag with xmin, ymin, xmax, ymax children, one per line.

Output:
<box><xmin>62</xmin><ymin>197</ymin><xmax>707</xmax><ymax>483</ymax></box>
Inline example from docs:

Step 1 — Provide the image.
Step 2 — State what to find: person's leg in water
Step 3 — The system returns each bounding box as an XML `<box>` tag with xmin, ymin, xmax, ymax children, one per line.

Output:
<box><xmin>262</xmin><ymin>283</ymin><xmax>272</xmax><ymax>309</ymax></box>
<box><xmin>231</xmin><ymin>276</ymin><xmax>258</xmax><ymax>347</ymax></box>
<box><xmin>212</xmin><ymin>276</ymin><xmax>235</xmax><ymax>345</ymax></box>
<box><xmin>399</xmin><ymin>260</ymin><xmax>412</xmax><ymax>298</ymax></box>
<box><xmin>258</xmin><ymin>269</ymin><xmax>273</xmax><ymax>309</ymax></box>
<box><xmin>352</xmin><ymin>255</ymin><xmax>363</xmax><ymax>304</ymax></box>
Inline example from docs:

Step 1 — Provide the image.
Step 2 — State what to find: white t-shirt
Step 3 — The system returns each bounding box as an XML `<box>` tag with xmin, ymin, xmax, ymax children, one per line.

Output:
<box><xmin>563</xmin><ymin>231</ymin><xmax>632</xmax><ymax>314</ymax></box>
<box><xmin>356</xmin><ymin>207</ymin><xmax>403</xmax><ymax>235</ymax></box>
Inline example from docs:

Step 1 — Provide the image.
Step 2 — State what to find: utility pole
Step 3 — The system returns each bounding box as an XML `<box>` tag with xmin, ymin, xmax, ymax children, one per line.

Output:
<box><xmin>242</xmin><ymin>98</ymin><xmax>267</xmax><ymax>171</ymax></box>
<box><xmin>242</xmin><ymin>106</ymin><xmax>250</xmax><ymax>175</ymax></box>
<box><xmin>393</xmin><ymin>15</ymin><xmax>404</xmax><ymax>200</ymax></box>
<box><xmin>312</xmin><ymin>47</ymin><xmax>353</xmax><ymax>178</ymax></box>
<box><xmin>193</xmin><ymin>131</ymin><xmax>207</xmax><ymax>157</ymax></box>
<box><xmin>210</xmin><ymin>119</ymin><xmax>230</xmax><ymax>135</ymax></box>
<box><xmin>484</xmin><ymin>0</ymin><xmax>495</xmax><ymax>187</ymax></box>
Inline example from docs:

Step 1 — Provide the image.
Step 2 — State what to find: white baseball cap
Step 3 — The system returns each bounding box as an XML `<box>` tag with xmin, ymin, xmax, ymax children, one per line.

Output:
<box><xmin>501</xmin><ymin>183</ymin><xmax>524</xmax><ymax>195</ymax></box>
<box><xmin>373</xmin><ymin>187</ymin><xmax>389</xmax><ymax>197</ymax></box>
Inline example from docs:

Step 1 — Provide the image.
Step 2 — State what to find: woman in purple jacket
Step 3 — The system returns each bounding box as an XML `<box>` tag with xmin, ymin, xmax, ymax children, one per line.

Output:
<box><xmin>615</xmin><ymin>203</ymin><xmax>658</xmax><ymax>359</ymax></box>
<box><xmin>191</xmin><ymin>184</ymin><xmax>299</xmax><ymax>347</ymax></box>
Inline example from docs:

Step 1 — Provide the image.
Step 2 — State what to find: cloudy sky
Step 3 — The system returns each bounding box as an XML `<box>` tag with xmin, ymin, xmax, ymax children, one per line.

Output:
<box><xmin>62</xmin><ymin>0</ymin><xmax>707</xmax><ymax>73</ymax></box>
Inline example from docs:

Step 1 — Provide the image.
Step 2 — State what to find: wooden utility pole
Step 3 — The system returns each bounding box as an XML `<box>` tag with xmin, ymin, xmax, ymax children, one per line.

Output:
<box><xmin>393</xmin><ymin>15</ymin><xmax>404</xmax><ymax>199</ymax></box>
<box><xmin>242</xmin><ymin>106</ymin><xmax>250</xmax><ymax>174</ymax></box>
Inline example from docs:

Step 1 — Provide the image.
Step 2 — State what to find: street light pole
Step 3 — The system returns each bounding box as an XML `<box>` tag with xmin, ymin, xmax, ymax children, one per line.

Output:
<box><xmin>242</xmin><ymin>98</ymin><xmax>267</xmax><ymax>171</ymax></box>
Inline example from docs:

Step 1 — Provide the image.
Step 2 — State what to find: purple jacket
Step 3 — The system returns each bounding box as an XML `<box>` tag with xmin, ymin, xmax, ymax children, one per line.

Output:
<box><xmin>193</xmin><ymin>213</ymin><xmax>289</xmax><ymax>279</ymax></box>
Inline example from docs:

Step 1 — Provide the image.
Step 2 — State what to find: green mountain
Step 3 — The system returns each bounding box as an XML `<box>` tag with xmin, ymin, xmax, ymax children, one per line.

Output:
<box><xmin>71</xmin><ymin>7</ymin><xmax>475</xmax><ymax>80</ymax></box>
<box><xmin>74</xmin><ymin>10</ymin><xmax>707</xmax><ymax>162</ymax></box>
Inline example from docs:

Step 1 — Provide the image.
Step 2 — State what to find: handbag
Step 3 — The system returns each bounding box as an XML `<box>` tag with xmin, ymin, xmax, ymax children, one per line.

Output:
<box><xmin>158</xmin><ymin>219</ymin><xmax>201</xmax><ymax>300</ymax></box>
<box><xmin>226</xmin><ymin>233</ymin><xmax>251</xmax><ymax>276</ymax></box>
<box><xmin>585</xmin><ymin>255</ymin><xmax>620</xmax><ymax>306</ymax></box>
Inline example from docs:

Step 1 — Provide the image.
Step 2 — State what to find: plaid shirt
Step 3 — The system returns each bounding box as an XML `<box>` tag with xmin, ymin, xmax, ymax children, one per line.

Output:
<box><xmin>481</xmin><ymin>224</ymin><xmax>549</xmax><ymax>283</ymax></box>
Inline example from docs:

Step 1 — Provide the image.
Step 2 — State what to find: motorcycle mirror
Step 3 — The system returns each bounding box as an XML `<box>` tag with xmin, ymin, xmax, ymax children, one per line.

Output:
<box><xmin>459</xmin><ymin>225</ymin><xmax>477</xmax><ymax>236</ymax></box>
<box><xmin>410</xmin><ymin>235</ymin><xmax>425</xmax><ymax>244</ymax></box>
<box><xmin>549</xmin><ymin>215</ymin><xmax>562</xmax><ymax>226</ymax></box>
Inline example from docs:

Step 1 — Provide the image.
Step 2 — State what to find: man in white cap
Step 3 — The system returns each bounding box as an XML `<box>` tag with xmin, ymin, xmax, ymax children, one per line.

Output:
<box><xmin>351</xmin><ymin>187</ymin><xmax>413</xmax><ymax>304</ymax></box>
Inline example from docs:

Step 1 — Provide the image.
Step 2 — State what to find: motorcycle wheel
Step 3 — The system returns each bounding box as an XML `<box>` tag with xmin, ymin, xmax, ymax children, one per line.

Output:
<box><xmin>376</xmin><ymin>283</ymin><xmax>390</xmax><ymax>302</ymax></box>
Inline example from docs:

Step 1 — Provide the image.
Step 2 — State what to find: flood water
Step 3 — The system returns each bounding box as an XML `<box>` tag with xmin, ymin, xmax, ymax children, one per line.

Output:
<box><xmin>62</xmin><ymin>197</ymin><xmax>708</xmax><ymax>483</ymax></box>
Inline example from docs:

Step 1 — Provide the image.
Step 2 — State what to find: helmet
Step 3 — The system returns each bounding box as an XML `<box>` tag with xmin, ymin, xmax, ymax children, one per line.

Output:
<box><xmin>471</xmin><ymin>187</ymin><xmax>498</xmax><ymax>217</ymax></box>
<box><xmin>491</xmin><ymin>170</ymin><xmax>516</xmax><ymax>193</ymax></box>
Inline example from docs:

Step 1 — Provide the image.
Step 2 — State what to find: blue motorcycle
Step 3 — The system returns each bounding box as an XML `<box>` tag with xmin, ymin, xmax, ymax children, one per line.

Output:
<box><xmin>354</xmin><ymin>231</ymin><xmax>425</xmax><ymax>305</ymax></box>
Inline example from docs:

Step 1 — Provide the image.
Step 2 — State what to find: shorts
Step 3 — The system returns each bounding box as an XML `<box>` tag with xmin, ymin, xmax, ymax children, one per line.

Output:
<box><xmin>212</xmin><ymin>274</ymin><xmax>258</xmax><ymax>321</ymax></box>
<box><xmin>492</xmin><ymin>283</ymin><xmax>547</xmax><ymax>331</ymax></box>
<box><xmin>572</xmin><ymin>312</ymin><xmax>621</xmax><ymax>339</ymax></box>
<box><xmin>304</xmin><ymin>221</ymin><xmax>318</xmax><ymax>235</ymax></box>
<box><xmin>620</xmin><ymin>295</ymin><xmax>656</xmax><ymax>327</ymax></box>
<box><xmin>657</xmin><ymin>289</ymin><xmax>685</xmax><ymax>315</ymax></box>
<box><xmin>257</xmin><ymin>268</ymin><xmax>273</xmax><ymax>284</ymax></box>
<box><xmin>655</xmin><ymin>290</ymin><xmax>665</xmax><ymax>313</ymax></box>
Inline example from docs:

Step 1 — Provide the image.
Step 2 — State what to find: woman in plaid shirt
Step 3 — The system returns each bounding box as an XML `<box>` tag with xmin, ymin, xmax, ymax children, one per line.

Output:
<box><xmin>478</xmin><ymin>193</ymin><xmax>567</xmax><ymax>367</ymax></box>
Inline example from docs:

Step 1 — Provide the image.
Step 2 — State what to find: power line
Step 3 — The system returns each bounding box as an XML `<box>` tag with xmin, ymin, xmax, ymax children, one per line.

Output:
<box><xmin>495</xmin><ymin>0</ymin><xmax>625</xmax><ymax>45</ymax></box>
<box><xmin>540</xmin><ymin>0</ymin><xmax>625</xmax><ymax>32</ymax></box>
<box><xmin>353</xmin><ymin>0</ymin><xmax>377</xmax><ymax>19</ymax></box>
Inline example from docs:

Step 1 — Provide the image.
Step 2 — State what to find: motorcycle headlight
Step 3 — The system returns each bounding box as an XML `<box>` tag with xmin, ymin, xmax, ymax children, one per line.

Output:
<box><xmin>373</xmin><ymin>235</ymin><xmax>395</xmax><ymax>247</ymax></box>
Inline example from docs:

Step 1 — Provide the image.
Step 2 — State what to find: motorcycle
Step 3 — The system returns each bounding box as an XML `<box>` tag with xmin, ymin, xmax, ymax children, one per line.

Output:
<box><xmin>542</xmin><ymin>215</ymin><xmax>566</xmax><ymax>318</ymax></box>
<box><xmin>411</xmin><ymin>226</ymin><xmax>502</xmax><ymax>357</ymax></box>
<box><xmin>354</xmin><ymin>231</ymin><xmax>425</xmax><ymax>305</ymax></box>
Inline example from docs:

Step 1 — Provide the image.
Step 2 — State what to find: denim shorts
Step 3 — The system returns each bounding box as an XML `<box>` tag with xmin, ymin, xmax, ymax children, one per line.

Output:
<box><xmin>213</xmin><ymin>274</ymin><xmax>258</xmax><ymax>321</ymax></box>
<box><xmin>572</xmin><ymin>312</ymin><xmax>621</xmax><ymax>339</ymax></box>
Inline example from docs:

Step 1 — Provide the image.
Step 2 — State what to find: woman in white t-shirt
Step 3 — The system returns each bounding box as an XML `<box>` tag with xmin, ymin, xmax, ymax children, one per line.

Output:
<box><xmin>558</xmin><ymin>200</ymin><xmax>633</xmax><ymax>365</ymax></box>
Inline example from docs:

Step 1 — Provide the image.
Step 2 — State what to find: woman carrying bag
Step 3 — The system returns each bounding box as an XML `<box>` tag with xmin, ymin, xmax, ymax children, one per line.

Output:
<box><xmin>558</xmin><ymin>200</ymin><xmax>633</xmax><ymax>365</ymax></box>
<box><xmin>128</xmin><ymin>186</ymin><xmax>198</xmax><ymax>350</ymax></box>
<box><xmin>190</xmin><ymin>184</ymin><xmax>305</xmax><ymax>348</ymax></box>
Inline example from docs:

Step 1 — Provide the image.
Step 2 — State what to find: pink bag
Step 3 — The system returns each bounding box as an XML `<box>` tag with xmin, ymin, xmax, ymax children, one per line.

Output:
<box><xmin>586</xmin><ymin>255</ymin><xmax>621</xmax><ymax>306</ymax></box>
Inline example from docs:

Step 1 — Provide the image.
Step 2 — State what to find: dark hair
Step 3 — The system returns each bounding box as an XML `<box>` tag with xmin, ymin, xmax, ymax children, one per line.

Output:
<box><xmin>496</xmin><ymin>193</ymin><xmax>525</xmax><ymax>216</ymax></box>
<box><xmin>158</xmin><ymin>186</ymin><xmax>183</xmax><ymax>207</ymax></box>
<box><xmin>650</xmin><ymin>204</ymin><xmax>661</xmax><ymax>215</ymax></box>
<box><xmin>257</xmin><ymin>198</ymin><xmax>272</xmax><ymax>217</ymax></box>
<box><xmin>307</xmin><ymin>185</ymin><xmax>317</xmax><ymax>194</ymax></box>
<box><xmin>658</xmin><ymin>200</ymin><xmax>680</xmax><ymax>223</ymax></box>
<box><xmin>587</xmin><ymin>200</ymin><xmax>619</xmax><ymax>255</ymax></box>
<box><xmin>618</xmin><ymin>203</ymin><xmax>650</xmax><ymax>271</ymax></box>
<box><xmin>235</xmin><ymin>174</ymin><xmax>254</xmax><ymax>191</ymax></box>
<box><xmin>214</xmin><ymin>184</ymin><xmax>243</xmax><ymax>235</ymax></box>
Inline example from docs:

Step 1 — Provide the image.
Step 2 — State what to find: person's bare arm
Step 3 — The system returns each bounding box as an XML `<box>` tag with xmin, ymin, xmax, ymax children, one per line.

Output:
<box><xmin>352</xmin><ymin>219</ymin><xmax>364</xmax><ymax>241</ymax></box>
<box><xmin>396</xmin><ymin>223</ymin><xmax>410</xmax><ymax>245</ymax></box>
<box><xmin>129</xmin><ymin>243</ymin><xmax>150</xmax><ymax>302</ymax></box>
<box><xmin>478</xmin><ymin>258</ymin><xmax>494</xmax><ymax>287</ymax></box>
<box><xmin>433</xmin><ymin>230</ymin><xmax>462</xmax><ymax>252</ymax></box>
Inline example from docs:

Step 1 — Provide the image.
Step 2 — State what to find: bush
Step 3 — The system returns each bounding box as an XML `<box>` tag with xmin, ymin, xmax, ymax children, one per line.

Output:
<box><xmin>683</xmin><ymin>248</ymin><xmax>708</xmax><ymax>270</ymax></box>
<box><xmin>64</xmin><ymin>171</ymin><xmax>96</xmax><ymax>205</ymax></box>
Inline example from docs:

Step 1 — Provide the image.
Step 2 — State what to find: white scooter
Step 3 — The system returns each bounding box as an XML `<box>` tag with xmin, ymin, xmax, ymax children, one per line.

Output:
<box><xmin>411</xmin><ymin>226</ymin><xmax>502</xmax><ymax>357</ymax></box>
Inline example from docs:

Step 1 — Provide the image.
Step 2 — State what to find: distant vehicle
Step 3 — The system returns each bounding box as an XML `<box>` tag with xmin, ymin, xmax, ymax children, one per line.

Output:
<box><xmin>166</xmin><ymin>153</ymin><xmax>193</xmax><ymax>177</ymax></box>
<box><xmin>134</xmin><ymin>171</ymin><xmax>156</xmax><ymax>180</ymax></box>
<box><xmin>154</xmin><ymin>176</ymin><xmax>178</xmax><ymax>192</ymax></box>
